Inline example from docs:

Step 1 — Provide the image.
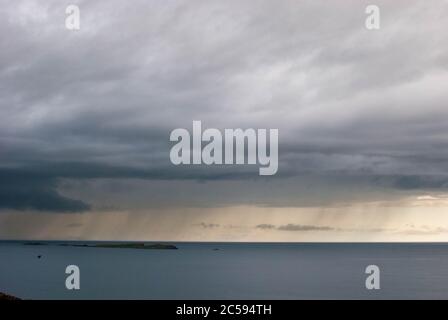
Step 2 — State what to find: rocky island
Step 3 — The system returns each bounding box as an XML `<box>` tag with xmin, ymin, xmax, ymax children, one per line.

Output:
<box><xmin>93</xmin><ymin>243</ymin><xmax>178</xmax><ymax>250</ymax></box>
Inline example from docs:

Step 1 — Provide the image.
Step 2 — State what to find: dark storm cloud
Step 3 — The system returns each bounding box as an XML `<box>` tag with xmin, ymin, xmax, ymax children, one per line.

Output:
<box><xmin>0</xmin><ymin>169</ymin><xmax>90</xmax><ymax>212</ymax></box>
<box><xmin>1</xmin><ymin>0</ymin><xmax>448</xmax><ymax>212</ymax></box>
<box><xmin>392</xmin><ymin>176</ymin><xmax>448</xmax><ymax>190</ymax></box>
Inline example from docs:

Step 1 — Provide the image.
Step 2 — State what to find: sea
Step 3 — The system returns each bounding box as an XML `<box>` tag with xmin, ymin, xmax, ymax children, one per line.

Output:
<box><xmin>1</xmin><ymin>241</ymin><xmax>448</xmax><ymax>300</ymax></box>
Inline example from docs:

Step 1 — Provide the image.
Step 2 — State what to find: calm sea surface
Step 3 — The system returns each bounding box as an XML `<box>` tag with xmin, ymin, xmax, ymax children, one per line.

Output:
<box><xmin>1</xmin><ymin>241</ymin><xmax>448</xmax><ymax>299</ymax></box>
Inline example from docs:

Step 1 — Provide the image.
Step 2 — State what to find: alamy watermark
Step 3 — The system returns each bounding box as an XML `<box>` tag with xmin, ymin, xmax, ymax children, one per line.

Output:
<box><xmin>365</xmin><ymin>265</ymin><xmax>380</xmax><ymax>290</ymax></box>
<box><xmin>169</xmin><ymin>121</ymin><xmax>278</xmax><ymax>175</ymax></box>
<box><xmin>365</xmin><ymin>5</ymin><xmax>380</xmax><ymax>30</ymax></box>
<box><xmin>65</xmin><ymin>4</ymin><xmax>80</xmax><ymax>30</ymax></box>
<box><xmin>65</xmin><ymin>265</ymin><xmax>80</xmax><ymax>290</ymax></box>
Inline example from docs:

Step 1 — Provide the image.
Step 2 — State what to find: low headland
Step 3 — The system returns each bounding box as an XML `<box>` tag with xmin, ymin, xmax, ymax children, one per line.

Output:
<box><xmin>0</xmin><ymin>292</ymin><xmax>20</xmax><ymax>300</ymax></box>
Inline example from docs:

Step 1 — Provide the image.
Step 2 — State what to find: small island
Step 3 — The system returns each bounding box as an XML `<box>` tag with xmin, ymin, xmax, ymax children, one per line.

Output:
<box><xmin>23</xmin><ymin>242</ymin><xmax>47</xmax><ymax>246</ymax></box>
<box><xmin>93</xmin><ymin>243</ymin><xmax>178</xmax><ymax>250</ymax></box>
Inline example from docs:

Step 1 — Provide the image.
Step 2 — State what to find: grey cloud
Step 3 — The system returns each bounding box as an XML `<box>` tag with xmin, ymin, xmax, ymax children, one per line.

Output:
<box><xmin>397</xmin><ymin>225</ymin><xmax>448</xmax><ymax>236</ymax></box>
<box><xmin>65</xmin><ymin>223</ymin><xmax>83</xmax><ymax>228</ymax></box>
<box><xmin>195</xmin><ymin>222</ymin><xmax>220</xmax><ymax>229</ymax></box>
<box><xmin>277</xmin><ymin>224</ymin><xmax>335</xmax><ymax>232</ymax></box>
<box><xmin>255</xmin><ymin>223</ymin><xmax>448</xmax><ymax>236</ymax></box>
<box><xmin>256</xmin><ymin>224</ymin><xmax>276</xmax><ymax>230</ymax></box>
<box><xmin>255</xmin><ymin>224</ymin><xmax>394</xmax><ymax>234</ymax></box>
<box><xmin>1</xmin><ymin>0</ymin><xmax>448</xmax><ymax>213</ymax></box>
<box><xmin>256</xmin><ymin>223</ymin><xmax>335</xmax><ymax>232</ymax></box>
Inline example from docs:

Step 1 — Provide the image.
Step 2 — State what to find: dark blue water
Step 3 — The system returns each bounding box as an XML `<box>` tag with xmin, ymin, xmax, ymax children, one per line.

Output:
<box><xmin>1</xmin><ymin>241</ymin><xmax>448</xmax><ymax>299</ymax></box>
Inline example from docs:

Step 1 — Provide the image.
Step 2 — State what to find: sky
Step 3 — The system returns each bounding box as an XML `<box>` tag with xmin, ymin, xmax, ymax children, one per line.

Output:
<box><xmin>1</xmin><ymin>0</ymin><xmax>448</xmax><ymax>241</ymax></box>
